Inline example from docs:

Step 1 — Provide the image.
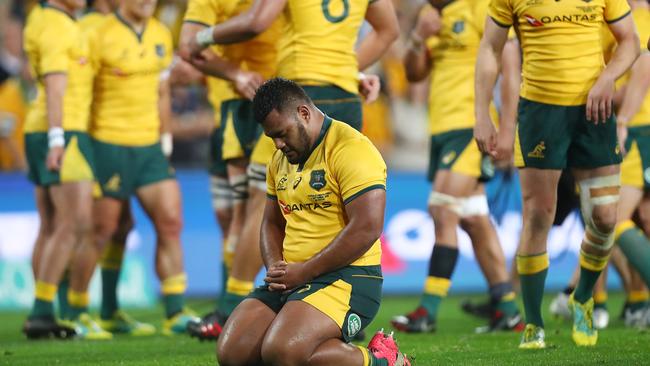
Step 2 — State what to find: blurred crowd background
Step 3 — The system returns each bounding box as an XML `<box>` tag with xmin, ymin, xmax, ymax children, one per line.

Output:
<box><xmin>0</xmin><ymin>0</ymin><xmax>436</xmax><ymax>174</ymax></box>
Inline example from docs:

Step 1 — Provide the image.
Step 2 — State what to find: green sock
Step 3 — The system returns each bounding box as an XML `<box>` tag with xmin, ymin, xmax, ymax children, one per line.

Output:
<box><xmin>629</xmin><ymin>301</ymin><xmax>647</xmax><ymax>312</ymax></box>
<box><xmin>67</xmin><ymin>290</ymin><xmax>89</xmax><ymax>320</ymax></box>
<box><xmin>490</xmin><ymin>283</ymin><xmax>518</xmax><ymax>316</ymax></box>
<box><xmin>574</xmin><ymin>266</ymin><xmax>601</xmax><ymax>304</ymax></box>
<box><xmin>220</xmin><ymin>292</ymin><xmax>246</xmax><ymax>316</ymax></box>
<box><xmin>517</xmin><ymin>253</ymin><xmax>549</xmax><ymax>328</ymax></box>
<box><xmin>57</xmin><ymin>275</ymin><xmax>70</xmax><ymax>319</ymax></box>
<box><xmin>219</xmin><ymin>261</ymin><xmax>228</xmax><ymax>308</ymax></box>
<box><xmin>163</xmin><ymin>294</ymin><xmax>184</xmax><ymax>318</ymax></box>
<box><xmin>30</xmin><ymin>299</ymin><xmax>54</xmax><ymax>319</ymax></box>
<box><xmin>68</xmin><ymin>306</ymin><xmax>87</xmax><ymax>320</ymax></box>
<box><xmin>617</xmin><ymin>226</ymin><xmax>650</xmax><ymax>287</ymax></box>
<box><xmin>101</xmin><ymin>268</ymin><xmax>120</xmax><ymax>320</ymax></box>
<box><xmin>420</xmin><ymin>294</ymin><xmax>443</xmax><ymax>321</ymax></box>
<box><xmin>370</xmin><ymin>354</ymin><xmax>388</xmax><ymax>366</ymax></box>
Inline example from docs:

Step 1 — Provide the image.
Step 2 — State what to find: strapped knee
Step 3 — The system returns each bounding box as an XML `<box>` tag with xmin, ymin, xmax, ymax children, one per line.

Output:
<box><xmin>247</xmin><ymin>162</ymin><xmax>267</xmax><ymax>192</ymax></box>
<box><xmin>460</xmin><ymin>194</ymin><xmax>489</xmax><ymax>217</ymax></box>
<box><xmin>229</xmin><ymin>173</ymin><xmax>249</xmax><ymax>203</ymax></box>
<box><xmin>210</xmin><ymin>176</ymin><xmax>234</xmax><ymax>210</ymax></box>
<box><xmin>428</xmin><ymin>191</ymin><xmax>463</xmax><ymax>215</ymax></box>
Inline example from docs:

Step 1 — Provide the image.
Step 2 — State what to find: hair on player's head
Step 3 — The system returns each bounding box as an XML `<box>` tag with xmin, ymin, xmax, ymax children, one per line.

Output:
<box><xmin>252</xmin><ymin>78</ymin><xmax>313</xmax><ymax>124</ymax></box>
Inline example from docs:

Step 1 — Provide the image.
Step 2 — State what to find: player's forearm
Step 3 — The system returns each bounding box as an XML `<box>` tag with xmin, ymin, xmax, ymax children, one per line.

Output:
<box><xmin>600</xmin><ymin>34</ymin><xmax>641</xmax><ymax>85</ymax></box>
<box><xmin>191</xmin><ymin>53</ymin><xmax>240</xmax><ymax>82</ymax></box>
<box><xmin>475</xmin><ymin>41</ymin><xmax>501</xmax><ymax>123</ymax></box>
<box><xmin>617</xmin><ymin>54</ymin><xmax>650</xmax><ymax>123</ymax></box>
<box><xmin>44</xmin><ymin>73</ymin><xmax>67</xmax><ymax>130</ymax></box>
<box><xmin>260</xmin><ymin>217</ymin><xmax>285</xmax><ymax>269</ymax></box>
<box><xmin>403</xmin><ymin>37</ymin><xmax>432</xmax><ymax>82</ymax></box>
<box><xmin>357</xmin><ymin>30</ymin><xmax>399</xmax><ymax>71</ymax></box>
<box><xmin>499</xmin><ymin>40</ymin><xmax>521</xmax><ymax>134</ymax></box>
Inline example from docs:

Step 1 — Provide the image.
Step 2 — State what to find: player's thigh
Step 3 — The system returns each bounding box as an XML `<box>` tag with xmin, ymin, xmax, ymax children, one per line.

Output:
<box><xmin>217</xmin><ymin>298</ymin><xmax>277</xmax><ymax>366</ymax></box>
<box><xmin>261</xmin><ymin>301</ymin><xmax>342</xmax><ymax>365</ymax></box>
<box><xmin>34</xmin><ymin>187</ymin><xmax>54</xmax><ymax>235</ymax></box>
<box><xmin>49</xmin><ymin>181</ymin><xmax>94</xmax><ymax>228</ymax></box>
<box><xmin>136</xmin><ymin>179</ymin><xmax>182</xmax><ymax>232</ymax></box>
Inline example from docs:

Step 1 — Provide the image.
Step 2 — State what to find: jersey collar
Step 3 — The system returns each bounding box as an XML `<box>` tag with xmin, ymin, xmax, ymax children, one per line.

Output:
<box><xmin>115</xmin><ymin>10</ymin><xmax>148</xmax><ymax>43</ymax></box>
<box><xmin>42</xmin><ymin>3</ymin><xmax>76</xmax><ymax>21</ymax></box>
<box><xmin>298</xmin><ymin>115</ymin><xmax>332</xmax><ymax>171</ymax></box>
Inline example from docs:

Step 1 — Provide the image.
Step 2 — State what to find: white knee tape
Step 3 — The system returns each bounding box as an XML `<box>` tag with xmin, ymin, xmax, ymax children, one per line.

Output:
<box><xmin>210</xmin><ymin>176</ymin><xmax>233</xmax><ymax>210</ymax></box>
<box><xmin>460</xmin><ymin>195</ymin><xmax>489</xmax><ymax>217</ymax></box>
<box><xmin>428</xmin><ymin>191</ymin><xmax>463</xmax><ymax>215</ymax></box>
<box><xmin>584</xmin><ymin>221</ymin><xmax>616</xmax><ymax>251</ymax></box>
<box><xmin>247</xmin><ymin>162</ymin><xmax>267</xmax><ymax>192</ymax></box>
<box><xmin>229</xmin><ymin>173</ymin><xmax>249</xmax><ymax>203</ymax></box>
<box><xmin>578</xmin><ymin>174</ymin><xmax>620</xmax><ymax>220</ymax></box>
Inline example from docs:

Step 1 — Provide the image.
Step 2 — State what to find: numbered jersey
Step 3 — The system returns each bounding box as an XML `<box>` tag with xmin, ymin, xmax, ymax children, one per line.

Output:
<box><xmin>277</xmin><ymin>0</ymin><xmax>377</xmax><ymax>94</ymax></box>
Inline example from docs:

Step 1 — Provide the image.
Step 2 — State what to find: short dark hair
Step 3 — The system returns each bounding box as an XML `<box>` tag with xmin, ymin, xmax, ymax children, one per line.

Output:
<box><xmin>252</xmin><ymin>78</ymin><xmax>312</xmax><ymax>124</ymax></box>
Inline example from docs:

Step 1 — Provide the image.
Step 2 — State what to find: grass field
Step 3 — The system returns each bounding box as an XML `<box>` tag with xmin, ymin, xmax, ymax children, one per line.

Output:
<box><xmin>1</xmin><ymin>293</ymin><xmax>649</xmax><ymax>365</ymax></box>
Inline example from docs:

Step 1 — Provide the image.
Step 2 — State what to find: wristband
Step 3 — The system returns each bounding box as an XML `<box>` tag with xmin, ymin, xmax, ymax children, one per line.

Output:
<box><xmin>195</xmin><ymin>26</ymin><xmax>216</xmax><ymax>48</ymax></box>
<box><xmin>48</xmin><ymin>127</ymin><xmax>65</xmax><ymax>149</ymax></box>
<box><xmin>161</xmin><ymin>132</ymin><xmax>173</xmax><ymax>157</ymax></box>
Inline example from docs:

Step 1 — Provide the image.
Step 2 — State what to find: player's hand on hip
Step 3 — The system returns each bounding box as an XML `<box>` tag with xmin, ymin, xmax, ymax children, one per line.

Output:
<box><xmin>587</xmin><ymin>75</ymin><xmax>615</xmax><ymax>124</ymax></box>
<box><xmin>46</xmin><ymin>146</ymin><xmax>64</xmax><ymax>172</ymax></box>
<box><xmin>474</xmin><ymin>117</ymin><xmax>497</xmax><ymax>158</ymax></box>
<box><xmin>234</xmin><ymin>70</ymin><xmax>264</xmax><ymax>101</ymax></box>
<box><xmin>617</xmin><ymin>122</ymin><xmax>628</xmax><ymax>156</ymax></box>
<box><xmin>358</xmin><ymin>73</ymin><xmax>381</xmax><ymax>104</ymax></box>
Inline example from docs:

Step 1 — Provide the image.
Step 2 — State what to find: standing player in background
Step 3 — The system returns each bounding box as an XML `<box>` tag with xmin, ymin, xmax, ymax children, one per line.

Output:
<box><xmin>68</xmin><ymin>0</ymin><xmax>198</xmax><ymax>336</ymax></box>
<box><xmin>391</xmin><ymin>1</ymin><xmax>523</xmax><ymax>334</ymax></box>
<box><xmin>21</xmin><ymin>0</ymin><xmax>94</xmax><ymax>339</ymax></box>
<box><xmin>217</xmin><ymin>77</ymin><xmax>411</xmax><ymax>366</ymax></box>
<box><xmin>178</xmin><ymin>0</ymin><xmax>280</xmax><ymax>339</ymax></box>
<box><xmin>475</xmin><ymin>0</ymin><xmax>639</xmax><ymax>349</ymax></box>
<box><xmin>70</xmin><ymin>0</ymin><xmax>157</xmax><ymax>337</ymax></box>
<box><xmin>181</xmin><ymin>0</ymin><xmax>399</xmax><ymax>339</ymax></box>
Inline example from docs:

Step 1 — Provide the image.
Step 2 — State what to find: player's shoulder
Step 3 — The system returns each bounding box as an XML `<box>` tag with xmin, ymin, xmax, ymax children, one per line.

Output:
<box><xmin>78</xmin><ymin>10</ymin><xmax>109</xmax><ymax>31</ymax></box>
<box><xmin>148</xmin><ymin>17</ymin><xmax>174</xmax><ymax>42</ymax></box>
<box><xmin>34</xmin><ymin>5</ymin><xmax>77</xmax><ymax>31</ymax></box>
<box><xmin>325</xmin><ymin>119</ymin><xmax>383</xmax><ymax>162</ymax></box>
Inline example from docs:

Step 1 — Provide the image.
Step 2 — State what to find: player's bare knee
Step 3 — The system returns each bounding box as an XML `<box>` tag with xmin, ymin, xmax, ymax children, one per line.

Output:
<box><xmin>94</xmin><ymin>217</ymin><xmax>120</xmax><ymax>246</ymax></box>
<box><xmin>524</xmin><ymin>204</ymin><xmax>555</xmax><ymax>234</ymax></box>
<box><xmin>216</xmin><ymin>340</ymin><xmax>249</xmax><ymax>366</ymax></box>
<box><xmin>261</xmin><ymin>336</ymin><xmax>308</xmax><ymax>366</ymax></box>
<box><xmin>154</xmin><ymin>212</ymin><xmax>183</xmax><ymax>240</ymax></box>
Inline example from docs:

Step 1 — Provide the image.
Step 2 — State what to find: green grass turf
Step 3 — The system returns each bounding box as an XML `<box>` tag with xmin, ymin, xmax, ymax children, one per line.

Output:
<box><xmin>1</xmin><ymin>293</ymin><xmax>649</xmax><ymax>365</ymax></box>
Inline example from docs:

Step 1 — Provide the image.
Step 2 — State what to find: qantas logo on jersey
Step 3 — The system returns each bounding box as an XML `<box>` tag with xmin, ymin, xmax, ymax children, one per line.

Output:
<box><xmin>278</xmin><ymin>199</ymin><xmax>333</xmax><ymax>215</ymax></box>
<box><xmin>524</xmin><ymin>14</ymin><xmax>544</xmax><ymax>27</ymax></box>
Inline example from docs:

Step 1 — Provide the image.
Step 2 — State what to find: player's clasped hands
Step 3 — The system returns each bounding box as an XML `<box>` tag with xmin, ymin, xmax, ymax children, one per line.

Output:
<box><xmin>264</xmin><ymin>260</ymin><xmax>311</xmax><ymax>292</ymax></box>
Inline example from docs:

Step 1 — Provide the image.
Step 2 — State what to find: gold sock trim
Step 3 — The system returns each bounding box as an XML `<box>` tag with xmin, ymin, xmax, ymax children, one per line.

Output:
<box><xmin>357</xmin><ymin>345</ymin><xmax>371</xmax><ymax>366</ymax></box>
<box><xmin>226</xmin><ymin>277</ymin><xmax>254</xmax><ymax>297</ymax></box>
<box><xmin>161</xmin><ymin>273</ymin><xmax>188</xmax><ymax>295</ymax></box>
<box><xmin>516</xmin><ymin>253</ymin><xmax>549</xmax><ymax>275</ymax></box>
<box><xmin>593</xmin><ymin>291</ymin><xmax>608</xmax><ymax>304</ymax></box>
<box><xmin>614</xmin><ymin>220</ymin><xmax>636</xmax><ymax>241</ymax></box>
<box><xmin>424</xmin><ymin>276</ymin><xmax>451</xmax><ymax>297</ymax></box>
<box><xmin>628</xmin><ymin>290</ymin><xmax>650</xmax><ymax>303</ymax></box>
<box><xmin>100</xmin><ymin>241</ymin><xmax>125</xmax><ymax>270</ymax></box>
<box><xmin>579</xmin><ymin>249</ymin><xmax>609</xmax><ymax>271</ymax></box>
<box><xmin>68</xmin><ymin>290</ymin><xmax>89</xmax><ymax>307</ymax></box>
<box><xmin>35</xmin><ymin>281</ymin><xmax>57</xmax><ymax>302</ymax></box>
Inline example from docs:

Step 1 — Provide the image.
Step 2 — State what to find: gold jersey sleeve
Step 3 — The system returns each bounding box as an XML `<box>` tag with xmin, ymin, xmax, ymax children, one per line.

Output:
<box><xmin>23</xmin><ymin>5</ymin><xmax>93</xmax><ymax>133</ymax></box>
<box><xmin>488</xmin><ymin>0</ymin><xmax>631</xmax><ymax>106</ymax></box>
<box><xmin>90</xmin><ymin>14</ymin><xmax>173</xmax><ymax>146</ymax></box>
<box><xmin>267</xmin><ymin>119</ymin><xmax>385</xmax><ymax>266</ymax></box>
<box><xmin>627</xmin><ymin>8</ymin><xmax>650</xmax><ymax>127</ymax></box>
<box><xmin>426</xmin><ymin>0</ymin><xmax>489</xmax><ymax>134</ymax></box>
<box><xmin>277</xmin><ymin>0</ymin><xmax>373</xmax><ymax>94</ymax></box>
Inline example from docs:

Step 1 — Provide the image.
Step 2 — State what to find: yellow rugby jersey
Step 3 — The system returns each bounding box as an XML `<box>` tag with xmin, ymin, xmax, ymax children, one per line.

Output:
<box><xmin>78</xmin><ymin>9</ymin><xmax>108</xmax><ymax>32</ymax></box>
<box><xmin>277</xmin><ymin>0</ymin><xmax>374</xmax><ymax>94</ymax></box>
<box><xmin>206</xmin><ymin>76</ymin><xmax>229</xmax><ymax>128</ymax></box>
<box><xmin>424</xmin><ymin>0</ymin><xmax>490</xmax><ymax>134</ymax></box>
<box><xmin>266</xmin><ymin>118</ymin><xmax>386</xmax><ymax>265</ymax></box>
<box><xmin>90</xmin><ymin>13</ymin><xmax>173</xmax><ymax>146</ymax></box>
<box><xmin>489</xmin><ymin>0</ymin><xmax>631</xmax><ymax>106</ymax></box>
<box><xmin>23</xmin><ymin>5</ymin><xmax>93</xmax><ymax>133</ymax></box>
<box><xmin>183</xmin><ymin>0</ymin><xmax>280</xmax><ymax>100</ymax></box>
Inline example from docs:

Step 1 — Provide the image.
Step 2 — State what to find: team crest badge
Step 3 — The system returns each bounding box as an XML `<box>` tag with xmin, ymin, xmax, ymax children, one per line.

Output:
<box><xmin>155</xmin><ymin>44</ymin><xmax>165</xmax><ymax>58</ymax></box>
<box><xmin>452</xmin><ymin>20</ymin><xmax>465</xmax><ymax>34</ymax></box>
<box><xmin>346</xmin><ymin>313</ymin><xmax>362</xmax><ymax>338</ymax></box>
<box><xmin>310</xmin><ymin>170</ymin><xmax>327</xmax><ymax>191</ymax></box>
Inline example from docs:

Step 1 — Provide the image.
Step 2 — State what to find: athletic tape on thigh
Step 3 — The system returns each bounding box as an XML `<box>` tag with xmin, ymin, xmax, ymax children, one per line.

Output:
<box><xmin>229</xmin><ymin>173</ymin><xmax>249</xmax><ymax>203</ymax></box>
<box><xmin>428</xmin><ymin>191</ymin><xmax>463</xmax><ymax>215</ymax></box>
<box><xmin>460</xmin><ymin>194</ymin><xmax>489</xmax><ymax>217</ymax></box>
<box><xmin>210</xmin><ymin>176</ymin><xmax>234</xmax><ymax>210</ymax></box>
<box><xmin>246</xmin><ymin>162</ymin><xmax>267</xmax><ymax>192</ymax></box>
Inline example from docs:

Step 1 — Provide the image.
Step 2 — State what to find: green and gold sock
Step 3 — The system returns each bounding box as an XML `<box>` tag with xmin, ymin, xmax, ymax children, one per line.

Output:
<box><xmin>616</xmin><ymin>221</ymin><xmax>650</xmax><ymax>288</ymax></box>
<box><xmin>221</xmin><ymin>277</ymin><xmax>254</xmax><ymax>316</ymax></box>
<box><xmin>421</xmin><ymin>244</ymin><xmax>458</xmax><ymax>321</ymax></box>
<box><xmin>490</xmin><ymin>282</ymin><xmax>518</xmax><ymax>316</ymax></box>
<box><xmin>30</xmin><ymin>281</ymin><xmax>57</xmax><ymax>319</ymax></box>
<box><xmin>67</xmin><ymin>290</ymin><xmax>89</xmax><ymax>320</ymax></box>
<box><xmin>57</xmin><ymin>271</ymin><xmax>70</xmax><ymax>319</ymax></box>
<box><xmin>162</xmin><ymin>273</ymin><xmax>187</xmax><ymax>318</ymax></box>
<box><xmin>100</xmin><ymin>241</ymin><xmax>125</xmax><ymax>320</ymax></box>
<box><xmin>517</xmin><ymin>252</ymin><xmax>549</xmax><ymax>327</ymax></box>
